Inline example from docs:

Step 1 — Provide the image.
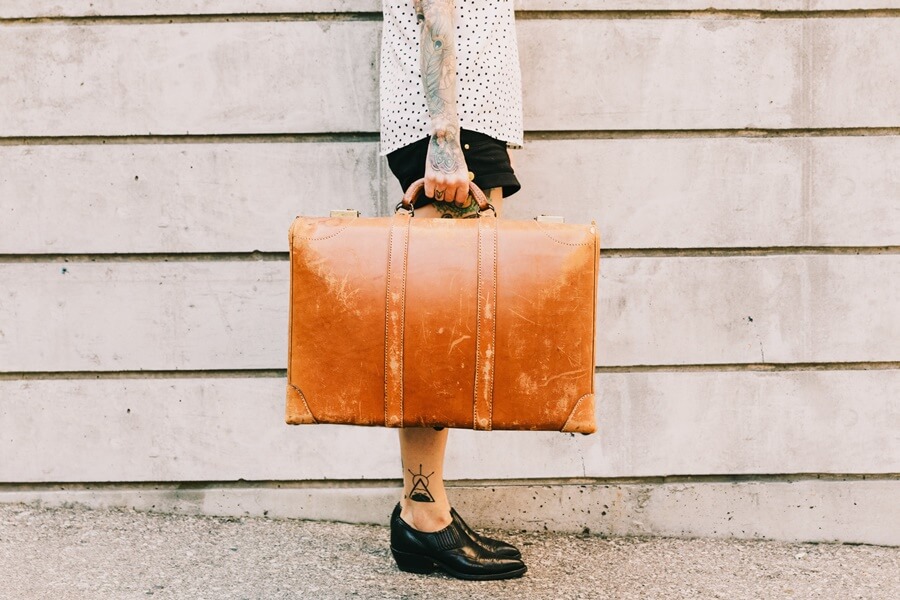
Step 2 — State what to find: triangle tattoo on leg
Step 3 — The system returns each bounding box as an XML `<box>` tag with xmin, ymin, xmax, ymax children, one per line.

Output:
<box><xmin>408</xmin><ymin>464</ymin><xmax>436</xmax><ymax>503</ymax></box>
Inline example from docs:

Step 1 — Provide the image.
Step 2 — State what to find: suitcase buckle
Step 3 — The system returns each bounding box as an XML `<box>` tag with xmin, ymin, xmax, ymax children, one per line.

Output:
<box><xmin>394</xmin><ymin>201</ymin><xmax>415</xmax><ymax>216</ymax></box>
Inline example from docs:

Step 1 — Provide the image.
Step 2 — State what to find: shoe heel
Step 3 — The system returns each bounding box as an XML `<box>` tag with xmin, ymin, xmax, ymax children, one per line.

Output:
<box><xmin>391</xmin><ymin>548</ymin><xmax>437</xmax><ymax>574</ymax></box>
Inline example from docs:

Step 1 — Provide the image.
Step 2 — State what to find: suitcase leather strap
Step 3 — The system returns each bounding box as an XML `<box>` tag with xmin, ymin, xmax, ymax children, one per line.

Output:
<box><xmin>384</xmin><ymin>212</ymin><xmax>412</xmax><ymax>427</ymax></box>
<box><xmin>473</xmin><ymin>215</ymin><xmax>498</xmax><ymax>430</ymax></box>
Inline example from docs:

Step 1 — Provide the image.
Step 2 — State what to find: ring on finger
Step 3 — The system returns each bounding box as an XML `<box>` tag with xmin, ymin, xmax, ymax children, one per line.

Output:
<box><xmin>435</xmin><ymin>189</ymin><xmax>444</xmax><ymax>200</ymax></box>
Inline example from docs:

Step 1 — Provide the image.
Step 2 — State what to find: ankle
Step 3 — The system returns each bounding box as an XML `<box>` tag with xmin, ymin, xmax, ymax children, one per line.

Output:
<box><xmin>400</xmin><ymin>500</ymin><xmax>452</xmax><ymax>533</ymax></box>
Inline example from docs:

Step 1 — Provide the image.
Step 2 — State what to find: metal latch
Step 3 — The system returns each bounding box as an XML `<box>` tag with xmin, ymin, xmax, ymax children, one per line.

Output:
<box><xmin>330</xmin><ymin>209</ymin><xmax>360</xmax><ymax>218</ymax></box>
<box><xmin>535</xmin><ymin>215</ymin><xmax>565</xmax><ymax>224</ymax></box>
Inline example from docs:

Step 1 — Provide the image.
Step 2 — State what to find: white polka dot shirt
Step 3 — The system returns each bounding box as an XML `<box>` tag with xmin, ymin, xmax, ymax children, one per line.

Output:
<box><xmin>379</xmin><ymin>0</ymin><xmax>524</xmax><ymax>156</ymax></box>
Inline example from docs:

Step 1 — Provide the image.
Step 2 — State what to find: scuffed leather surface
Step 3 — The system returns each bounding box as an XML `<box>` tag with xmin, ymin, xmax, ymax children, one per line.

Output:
<box><xmin>286</xmin><ymin>213</ymin><xmax>599</xmax><ymax>433</ymax></box>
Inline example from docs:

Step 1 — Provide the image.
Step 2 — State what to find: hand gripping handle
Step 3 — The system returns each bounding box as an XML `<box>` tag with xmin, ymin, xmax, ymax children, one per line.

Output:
<box><xmin>395</xmin><ymin>178</ymin><xmax>495</xmax><ymax>216</ymax></box>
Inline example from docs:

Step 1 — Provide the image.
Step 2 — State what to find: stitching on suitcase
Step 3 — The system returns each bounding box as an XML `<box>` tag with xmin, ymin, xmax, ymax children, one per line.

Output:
<box><xmin>535</xmin><ymin>222</ymin><xmax>592</xmax><ymax>247</ymax></box>
<box><xmin>293</xmin><ymin>224</ymin><xmax>351</xmax><ymax>241</ymax></box>
<box><xmin>288</xmin><ymin>383</ymin><xmax>318</xmax><ymax>424</ymax></box>
<box><xmin>488</xmin><ymin>218</ymin><xmax>498</xmax><ymax>430</ymax></box>
<box><xmin>562</xmin><ymin>392</ymin><xmax>593</xmax><ymax>431</ymax></box>
<box><xmin>287</xmin><ymin>226</ymin><xmax>295</xmax><ymax>399</ymax></box>
<box><xmin>398</xmin><ymin>215</ymin><xmax>410</xmax><ymax>425</ymax></box>
<box><xmin>384</xmin><ymin>220</ymin><xmax>395</xmax><ymax>427</ymax></box>
<box><xmin>384</xmin><ymin>215</ymin><xmax>409</xmax><ymax>427</ymax></box>
<box><xmin>591</xmin><ymin>225</ymin><xmax>599</xmax><ymax>396</ymax></box>
<box><xmin>474</xmin><ymin>217</ymin><xmax>497</xmax><ymax>431</ymax></box>
<box><xmin>474</xmin><ymin>218</ymin><xmax>483</xmax><ymax>429</ymax></box>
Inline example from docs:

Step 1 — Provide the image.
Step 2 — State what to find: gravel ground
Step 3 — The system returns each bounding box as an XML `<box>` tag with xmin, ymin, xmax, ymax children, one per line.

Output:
<box><xmin>1</xmin><ymin>502</ymin><xmax>898</xmax><ymax>600</ymax></box>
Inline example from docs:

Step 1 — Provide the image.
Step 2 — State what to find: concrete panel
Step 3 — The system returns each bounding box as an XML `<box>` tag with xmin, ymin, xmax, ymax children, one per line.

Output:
<box><xmin>12</xmin><ymin>127</ymin><xmax>880</xmax><ymax>252</ymax></box>
<box><xmin>0</xmin><ymin>1</ymin><xmax>383</xmax><ymax>17</ymax></box>
<box><xmin>811</xmin><ymin>20</ymin><xmax>900</xmax><ymax>128</ymax></box>
<box><xmin>1</xmin><ymin>371</ymin><xmax>897</xmax><ymax>482</ymax></box>
<box><xmin>0</xmin><ymin>21</ymin><xmax>380</xmax><ymax>136</ymax></box>
<box><xmin>0</xmin><ymin>261</ymin><xmax>290</xmax><ymax>372</ymax></box>
<box><xmin>0</xmin><ymin>142</ymin><xmax>385</xmax><ymax>254</ymax></box>
<box><xmin>440</xmin><ymin>136</ymin><xmax>900</xmax><ymax>248</ymax></box>
<box><xmin>522</xmin><ymin>1</ymin><xmax>900</xmax><ymax>8</ymax></box>
<box><xmin>521</xmin><ymin>18</ymin><xmax>798</xmax><ymax>131</ymax></box>
<box><xmin>5</xmin><ymin>137</ymin><xmax>898</xmax><ymax>253</ymax></box>
<box><xmin>5</xmin><ymin>1</ymin><xmax>900</xmax><ymax>18</ymax></box>
<box><xmin>514</xmin><ymin>137</ymin><xmax>900</xmax><ymax>248</ymax></box>
<box><xmin>2</xmin><ymin>479</ymin><xmax>897</xmax><ymax>546</ymax></box>
<box><xmin>4</xmin><ymin>20</ymin><xmax>900</xmax><ymax>136</ymax></box>
<box><xmin>600</xmin><ymin>254</ymin><xmax>900</xmax><ymax>366</ymax></box>
<box><xmin>521</xmin><ymin>18</ymin><xmax>900</xmax><ymax>131</ymax></box>
<box><xmin>451</xmin><ymin>480</ymin><xmax>900</xmax><ymax>546</ymax></box>
<box><xmin>807</xmin><ymin>136</ymin><xmax>900</xmax><ymax>246</ymax></box>
<box><xmin>523</xmin><ymin>1</ymin><xmax>900</xmax><ymax>8</ymax></box>
<box><xmin>1</xmin><ymin>256</ymin><xmax>898</xmax><ymax>370</ymax></box>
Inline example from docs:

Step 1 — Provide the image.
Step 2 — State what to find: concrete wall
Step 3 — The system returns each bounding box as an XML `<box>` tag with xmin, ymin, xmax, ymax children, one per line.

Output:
<box><xmin>1</xmin><ymin>1</ymin><xmax>898</xmax><ymax>545</ymax></box>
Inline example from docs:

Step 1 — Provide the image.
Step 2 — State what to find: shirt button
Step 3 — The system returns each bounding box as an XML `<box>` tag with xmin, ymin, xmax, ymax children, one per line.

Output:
<box><xmin>468</xmin><ymin>171</ymin><xmax>475</xmax><ymax>181</ymax></box>
<box><xmin>464</xmin><ymin>144</ymin><xmax>470</xmax><ymax>150</ymax></box>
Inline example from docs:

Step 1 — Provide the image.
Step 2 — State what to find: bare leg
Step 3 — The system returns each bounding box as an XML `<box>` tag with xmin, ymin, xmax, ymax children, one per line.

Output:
<box><xmin>399</xmin><ymin>427</ymin><xmax>451</xmax><ymax>532</ymax></box>
<box><xmin>398</xmin><ymin>187</ymin><xmax>503</xmax><ymax>532</ymax></box>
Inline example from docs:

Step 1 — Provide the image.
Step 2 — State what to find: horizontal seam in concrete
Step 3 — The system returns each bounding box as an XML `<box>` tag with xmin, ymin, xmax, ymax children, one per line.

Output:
<box><xmin>0</xmin><ymin>369</ymin><xmax>287</xmax><ymax>381</ymax></box>
<box><xmin>594</xmin><ymin>362</ymin><xmax>900</xmax><ymax>373</ymax></box>
<box><xmin>2</xmin><ymin>129</ymin><xmax>900</xmax><ymax>146</ymax></box>
<box><xmin>527</xmin><ymin>128</ymin><xmax>900</xmax><ymax>140</ymax></box>
<box><xmin>516</xmin><ymin>9</ymin><xmax>900</xmax><ymax>20</ymax></box>
<box><xmin>2</xmin><ymin>363</ymin><xmax>898</xmax><ymax>381</ymax></box>
<box><xmin>2</xmin><ymin>10</ymin><xmax>900</xmax><ymax>25</ymax></box>
<box><xmin>0</xmin><ymin>252</ymin><xmax>290</xmax><ymax>263</ymax></box>
<box><xmin>0</xmin><ymin>133</ymin><xmax>381</xmax><ymax>146</ymax></box>
<box><xmin>1</xmin><ymin>247</ymin><xmax>898</xmax><ymax>264</ymax></box>
<box><xmin>602</xmin><ymin>247</ymin><xmax>900</xmax><ymax>257</ymax></box>
<box><xmin>451</xmin><ymin>474</ymin><xmax>900</xmax><ymax>485</ymax></box>
<box><xmin>1</xmin><ymin>473</ymin><xmax>897</xmax><ymax>491</ymax></box>
<box><xmin>0</xmin><ymin>13</ymin><xmax>383</xmax><ymax>26</ymax></box>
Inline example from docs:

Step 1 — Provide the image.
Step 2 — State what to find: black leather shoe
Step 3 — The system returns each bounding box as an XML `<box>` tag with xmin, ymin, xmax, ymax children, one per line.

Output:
<box><xmin>390</xmin><ymin>504</ymin><xmax>527</xmax><ymax>580</ymax></box>
<box><xmin>450</xmin><ymin>507</ymin><xmax>522</xmax><ymax>559</ymax></box>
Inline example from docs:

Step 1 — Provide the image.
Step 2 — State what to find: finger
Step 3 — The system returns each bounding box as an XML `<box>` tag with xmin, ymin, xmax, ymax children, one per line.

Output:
<box><xmin>435</xmin><ymin>173</ymin><xmax>452</xmax><ymax>198</ymax></box>
<box><xmin>448</xmin><ymin>185</ymin><xmax>462</xmax><ymax>206</ymax></box>
<box><xmin>424</xmin><ymin>178</ymin><xmax>436</xmax><ymax>199</ymax></box>
<box><xmin>451</xmin><ymin>183</ymin><xmax>468</xmax><ymax>206</ymax></box>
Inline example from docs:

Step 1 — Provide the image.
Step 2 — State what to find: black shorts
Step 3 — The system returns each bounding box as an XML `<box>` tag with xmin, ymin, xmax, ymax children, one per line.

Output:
<box><xmin>386</xmin><ymin>129</ymin><xmax>521</xmax><ymax>208</ymax></box>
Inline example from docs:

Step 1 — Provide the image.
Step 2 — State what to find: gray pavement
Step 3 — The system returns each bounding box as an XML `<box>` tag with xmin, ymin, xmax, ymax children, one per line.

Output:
<box><xmin>1</xmin><ymin>502</ymin><xmax>898</xmax><ymax>600</ymax></box>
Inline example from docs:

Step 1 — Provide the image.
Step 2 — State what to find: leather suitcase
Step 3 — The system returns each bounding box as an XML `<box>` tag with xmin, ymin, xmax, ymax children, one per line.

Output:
<box><xmin>285</xmin><ymin>180</ymin><xmax>599</xmax><ymax>433</ymax></box>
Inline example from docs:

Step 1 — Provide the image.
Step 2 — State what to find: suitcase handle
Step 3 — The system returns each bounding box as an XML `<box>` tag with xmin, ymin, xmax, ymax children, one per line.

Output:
<box><xmin>397</xmin><ymin>178</ymin><xmax>495</xmax><ymax>216</ymax></box>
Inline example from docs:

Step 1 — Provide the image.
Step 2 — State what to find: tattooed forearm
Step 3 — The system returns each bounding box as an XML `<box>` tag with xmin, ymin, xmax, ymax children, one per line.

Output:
<box><xmin>420</xmin><ymin>0</ymin><xmax>456</xmax><ymax>126</ymax></box>
<box><xmin>419</xmin><ymin>0</ymin><xmax>463</xmax><ymax>174</ymax></box>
